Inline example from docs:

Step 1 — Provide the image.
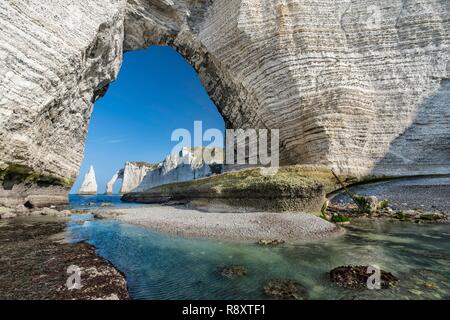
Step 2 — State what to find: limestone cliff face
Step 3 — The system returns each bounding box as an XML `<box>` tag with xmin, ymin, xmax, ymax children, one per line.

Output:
<box><xmin>133</xmin><ymin>147</ymin><xmax>224</xmax><ymax>192</ymax></box>
<box><xmin>78</xmin><ymin>165</ymin><xmax>98</xmax><ymax>195</ymax></box>
<box><xmin>120</xmin><ymin>162</ymin><xmax>156</xmax><ymax>193</ymax></box>
<box><xmin>106</xmin><ymin>162</ymin><xmax>155</xmax><ymax>194</ymax></box>
<box><xmin>0</xmin><ymin>0</ymin><xmax>449</xmax><ymax>206</ymax></box>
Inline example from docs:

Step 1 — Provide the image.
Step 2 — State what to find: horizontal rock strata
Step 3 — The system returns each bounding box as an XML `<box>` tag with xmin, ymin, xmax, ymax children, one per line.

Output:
<box><xmin>0</xmin><ymin>0</ymin><xmax>449</xmax><ymax>207</ymax></box>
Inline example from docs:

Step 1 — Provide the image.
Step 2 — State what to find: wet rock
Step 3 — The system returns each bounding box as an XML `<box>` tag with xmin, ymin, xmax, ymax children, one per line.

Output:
<box><xmin>327</xmin><ymin>202</ymin><xmax>449</xmax><ymax>224</ymax></box>
<box><xmin>263</xmin><ymin>279</ymin><xmax>308</xmax><ymax>300</ymax></box>
<box><xmin>367</xmin><ymin>196</ymin><xmax>379</xmax><ymax>213</ymax></box>
<box><xmin>419</xmin><ymin>213</ymin><xmax>444</xmax><ymax>221</ymax></box>
<box><xmin>0</xmin><ymin>218</ymin><xmax>129</xmax><ymax>299</ymax></box>
<box><xmin>70</xmin><ymin>209</ymin><xmax>89</xmax><ymax>214</ymax></box>
<box><xmin>100</xmin><ymin>202</ymin><xmax>114</xmax><ymax>207</ymax></box>
<box><xmin>220</xmin><ymin>265</ymin><xmax>248</xmax><ymax>278</ymax></box>
<box><xmin>93</xmin><ymin>211</ymin><xmax>119</xmax><ymax>219</ymax></box>
<box><xmin>39</xmin><ymin>207</ymin><xmax>62</xmax><ymax>216</ymax></box>
<box><xmin>0</xmin><ymin>206</ymin><xmax>11</xmax><ymax>215</ymax></box>
<box><xmin>26</xmin><ymin>207</ymin><xmax>72</xmax><ymax>218</ymax></box>
<box><xmin>330</xmin><ymin>266</ymin><xmax>399</xmax><ymax>289</ymax></box>
<box><xmin>331</xmin><ymin>213</ymin><xmax>350</xmax><ymax>224</ymax></box>
<box><xmin>59</xmin><ymin>210</ymin><xmax>72</xmax><ymax>216</ymax></box>
<box><xmin>0</xmin><ymin>212</ymin><xmax>17</xmax><ymax>219</ymax></box>
<box><xmin>257</xmin><ymin>239</ymin><xmax>285</xmax><ymax>246</ymax></box>
<box><xmin>14</xmin><ymin>204</ymin><xmax>29</xmax><ymax>214</ymax></box>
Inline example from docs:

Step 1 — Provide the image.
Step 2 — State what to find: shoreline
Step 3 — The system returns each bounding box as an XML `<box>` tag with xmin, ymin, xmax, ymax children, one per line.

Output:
<box><xmin>0</xmin><ymin>216</ymin><xmax>129</xmax><ymax>300</ymax></box>
<box><xmin>95</xmin><ymin>205</ymin><xmax>345</xmax><ymax>242</ymax></box>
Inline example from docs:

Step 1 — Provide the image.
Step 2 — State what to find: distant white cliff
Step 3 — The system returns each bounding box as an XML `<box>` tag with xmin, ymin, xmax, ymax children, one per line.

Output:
<box><xmin>120</xmin><ymin>162</ymin><xmax>156</xmax><ymax>194</ymax></box>
<box><xmin>106</xmin><ymin>148</ymin><xmax>223</xmax><ymax>195</ymax></box>
<box><xmin>105</xmin><ymin>169</ymin><xmax>124</xmax><ymax>195</ymax></box>
<box><xmin>132</xmin><ymin>147</ymin><xmax>224</xmax><ymax>193</ymax></box>
<box><xmin>105</xmin><ymin>162</ymin><xmax>156</xmax><ymax>194</ymax></box>
<box><xmin>78</xmin><ymin>165</ymin><xmax>97</xmax><ymax>195</ymax></box>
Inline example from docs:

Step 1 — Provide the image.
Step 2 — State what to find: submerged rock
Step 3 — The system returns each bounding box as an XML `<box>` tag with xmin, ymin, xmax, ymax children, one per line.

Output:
<box><xmin>93</xmin><ymin>211</ymin><xmax>120</xmax><ymax>220</ymax></box>
<box><xmin>220</xmin><ymin>265</ymin><xmax>248</xmax><ymax>278</ymax></box>
<box><xmin>330</xmin><ymin>266</ymin><xmax>399</xmax><ymax>289</ymax></box>
<box><xmin>257</xmin><ymin>239</ymin><xmax>286</xmax><ymax>246</ymax></box>
<box><xmin>263</xmin><ymin>279</ymin><xmax>308</xmax><ymax>300</ymax></box>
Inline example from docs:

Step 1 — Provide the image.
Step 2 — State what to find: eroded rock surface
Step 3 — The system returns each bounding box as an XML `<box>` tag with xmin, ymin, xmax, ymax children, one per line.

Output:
<box><xmin>0</xmin><ymin>0</ymin><xmax>449</xmax><ymax>206</ymax></box>
<box><xmin>0</xmin><ymin>217</ymin><xmax>128</xmax><ymax>299</ymax></box>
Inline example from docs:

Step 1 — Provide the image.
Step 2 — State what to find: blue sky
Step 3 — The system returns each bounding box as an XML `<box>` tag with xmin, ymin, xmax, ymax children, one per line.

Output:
<box><xmin>70</xmin><ymin>46</ymin><xmax>224</xmax><ymax>194</ymax></box>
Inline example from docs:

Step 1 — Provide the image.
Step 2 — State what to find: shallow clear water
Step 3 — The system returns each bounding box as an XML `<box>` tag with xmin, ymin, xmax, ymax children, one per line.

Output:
<box><xmin>67</xmin><ymin>196</ymin><xmax>450</xmax><ymax>300</ymax></box>
<box><xmin>69</xmin><ymin>194</ymin><xmax>144</xmax><ymax>209</ymax></box>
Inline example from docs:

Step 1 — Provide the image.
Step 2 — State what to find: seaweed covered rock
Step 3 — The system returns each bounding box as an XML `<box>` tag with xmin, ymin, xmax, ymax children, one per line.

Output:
<box><xmin>330</xmin><ymin>266</ymin><xmax>399</xmax><ymax>289</ymax></box>
<box><xmin>263</xmin><ymin>279</ymin><xmax>308</xmax><ymax>300</ymax></box>
<box><xmin>219</xmin><ymin>265</ymin><xmax>248</xmax><ymax>278</ymax></box>
<box><xmin>257</xmin><ymin>239</ymin><xmax>286</xmax><ymax>246</ymax></box>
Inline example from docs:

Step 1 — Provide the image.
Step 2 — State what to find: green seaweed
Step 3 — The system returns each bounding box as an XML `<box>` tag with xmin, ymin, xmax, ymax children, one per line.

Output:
<box><xmin>396</xmin><ymin>212</ymin><xmax>409</xmax><ymax>221</ymax></box>
<box><xmin>319</xmin><ymin>201</ymin><xmax>329</xmax><ymax>220</ymax></box>
<box><xmin>351</xmin><ymin>195</ymin><xmax>371</xmax><ymax>212</ymax></box>
<box><xmin>0</xmin><ymin>163</ymin><xmax>73</xmax><ymax>188</ymax></box>
<box><xmin>419</xmin><ymin>214</ymin><xmax>441</xmax><ymax>221</ymax></box>
<box><xmin>331</xmin><ymin>214</ymin><xmax>350</xmax><ymax>223</ymax></box>
<box><xmin>378</xmin><ymin>200</ymin><xmax>389</xmax><ymax>210</ymax></box>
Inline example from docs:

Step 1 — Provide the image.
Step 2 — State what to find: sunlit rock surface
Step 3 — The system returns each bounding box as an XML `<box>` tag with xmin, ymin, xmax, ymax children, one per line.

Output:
<box><xmin>120</xmin><ymin>162</ymin><xmax>156</xmax><ymax>193</ymax></box>
<box><xmin>133</xmin><ymin>147</ymin><xmax>224</xmax><ymax>192</ymax></box>
<box><xmin>78</xmin><ymin>165</ymin><xmax>98</xmax><ymax>195</ymax></box>
<box><xmin>0</xmin><ymin>0</ymin><xmax>449</xmax><ymax>206</ymax></box>
<box><xmin>106</xmin><ymin>162</ymin><xmax>156</xmax><ymax>194</ymax></box>
<box><xmin>106</xmin><ymin>169</ymin><xmax>124</xmax><ymax>195</ymax></box>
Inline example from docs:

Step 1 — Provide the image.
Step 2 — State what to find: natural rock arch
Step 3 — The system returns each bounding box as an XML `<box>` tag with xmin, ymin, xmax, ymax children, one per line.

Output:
<box><xmin>0</xmin><ymin>0</ymin><xmax>449</xmax><ymax>207</ymax></box>
<box><xmin>106</xmin><ymin>169</ymin><xmax>124</xmax><ymax>195</ymax></box>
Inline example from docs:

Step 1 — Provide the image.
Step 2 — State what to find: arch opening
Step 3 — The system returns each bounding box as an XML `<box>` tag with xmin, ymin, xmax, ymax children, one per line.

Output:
<box><xmin>71</xmin><ymin>45</ymin><xmax>225</xmax><ymax>195</ymax></box>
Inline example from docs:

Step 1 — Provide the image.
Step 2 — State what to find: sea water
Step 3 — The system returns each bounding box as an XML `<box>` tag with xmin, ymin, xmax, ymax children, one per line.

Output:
<box><xmin>68</xmin><ymin>195</ymin><xmax>450</xmax><ymax>300</ymax></box>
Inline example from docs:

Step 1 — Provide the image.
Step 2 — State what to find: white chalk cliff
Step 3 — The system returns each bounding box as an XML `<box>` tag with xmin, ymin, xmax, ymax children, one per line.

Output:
<box><xmin>133</xmin><ymin>147</ymin><xmax>224</xmax><ymax>192</ymax></box>
<box><xmin>0</xmin><ymin>0</ymin><xmax>449</xmax><ymax>207</ymax></box>
<box><xmin>120</xmin><ymin>162</ymin><xmax>156</xmax><ymax>193</ymax></box>
<box><xmin>106</xmin><ymin>169</ymin><xmax>124</xmax><ymax>195</ymax></box>
<box><xmin>78</xmin><ymin>165</ymin><xmax>98</xmax><ymax>195</ymax></box>
<box><xmin>106</xmin><ymin>162</ymin><xmax>156</xmax><ymax>194</ymax></box>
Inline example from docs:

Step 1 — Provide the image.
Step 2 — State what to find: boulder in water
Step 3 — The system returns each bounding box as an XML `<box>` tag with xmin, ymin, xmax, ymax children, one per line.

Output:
<box><xmin>330</xmin><ymin>265</ymin><xmax>399</xmax><ymax>289</ymax></box>
<box><xmin>220</xmin><ymin>265</ymin><xmax>248</xmax><ymax>278</ymax></box>
<box><xmin>263</xmin><ymin>279</ymin><xmax>308</xmax><ymax>300</ymax></box>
